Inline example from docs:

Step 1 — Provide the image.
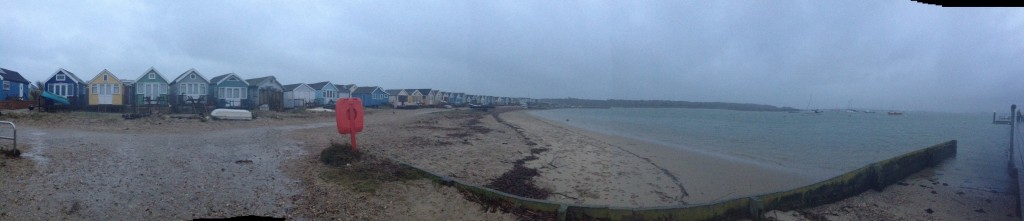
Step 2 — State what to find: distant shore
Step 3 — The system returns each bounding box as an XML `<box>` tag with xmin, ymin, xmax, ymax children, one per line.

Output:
<box><xmin>538</xmin><ymin>98</ymin><xmax>800</xmax><ymax>112</ymax></box>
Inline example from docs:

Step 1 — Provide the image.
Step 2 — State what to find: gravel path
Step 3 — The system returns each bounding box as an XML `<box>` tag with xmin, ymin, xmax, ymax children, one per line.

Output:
<box><xmin>1</xmin><ymin>126</ymin><xmax>306</xmax><ymax>220</ymax></box>
<box><xmin>0</xmin><ymin>110</ymin><xmax>514</xmax><ymax>220</ymax></box>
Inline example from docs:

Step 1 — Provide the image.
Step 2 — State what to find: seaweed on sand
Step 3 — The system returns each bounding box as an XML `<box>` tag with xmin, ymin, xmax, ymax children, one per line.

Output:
<box><xmin>318</xmin><ymin>142</ymin><xmax>425</xmax><ymax>192</ymax></box>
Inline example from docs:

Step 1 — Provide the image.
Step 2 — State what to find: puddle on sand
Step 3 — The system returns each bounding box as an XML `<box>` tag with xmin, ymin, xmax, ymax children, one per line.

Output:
<box><xmin>21</xmin><ymin>131</ymin><xmax>49</xmax><ymax>164</ymax></box>
<box><xmin>275</xmin><ymin>122</ymin><xmax>335</xmax><ymax>130</ymax></box>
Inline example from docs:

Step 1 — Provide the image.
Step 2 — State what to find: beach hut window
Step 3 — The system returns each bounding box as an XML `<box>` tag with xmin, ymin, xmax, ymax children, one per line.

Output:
<box><xmin>149</xmin><ymin>73</ymin><xmax>155</xmax><ymax>79</ymax></box>
<box><xmin>52</xmin><ymin>84</ymin><xmax>68</xmax><ymax>96</ymax></box>
<box><xmin>113</xmin><ymin>85</ymin><xmax>120</xmax><ymax>94</ymax></box>
<box><xmin>92</xmin><ymin>84</ymin><xmax>98</xmax><ymax>94</ymax></box>
<box><xmin>3</xmin><ymin>81</ymin><xmax>9</xmax><ymax>91</ymax></box>
<box><xmin>190</xmin><ymin>74</ymin><xmax>196</xmax><ymax>79</ymax></box>
<box><xmin>218</xmin><ymin>88</ymin><xmax>224</xmax><ymax>98</ymax></box>
<box><xmin>200</xmin><ymin>84</ymin><xmax>206</xmax><ymax>95</ymax></box>
<box><xmin>56</xmin><ymin>74</ymin><xmax>65</xmax><ymax>81</ymax></box>
<box><xmin>103</xmin><ymin>75</ymin><xmax>108</xmax><ymax>81</ymax></box>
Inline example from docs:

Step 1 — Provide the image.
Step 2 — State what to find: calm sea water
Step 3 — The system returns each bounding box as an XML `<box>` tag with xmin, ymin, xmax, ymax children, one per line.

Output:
<box><xmin>530</xmin><ymin>108</ymin><xmax>1012</xmax><ymax>191</ymax></box>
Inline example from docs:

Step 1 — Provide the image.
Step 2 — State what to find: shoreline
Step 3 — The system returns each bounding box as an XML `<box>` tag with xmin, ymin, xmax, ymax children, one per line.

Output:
<box><xmin>503</xmin><ymin>110</ymin><xmax>816</xmax><ymax>205</ymax></box>
<box><xmin>528</xmin><ymin>109</ymin><xmax>829</xmax><ymax>179</ymax></box>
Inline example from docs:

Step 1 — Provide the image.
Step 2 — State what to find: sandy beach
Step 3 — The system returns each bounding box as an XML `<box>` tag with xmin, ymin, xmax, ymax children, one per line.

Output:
<box><xmin>0</xmin><ymin>107</ymin><xmax>1016</xmax><ymax>220</ymax></box>
<box><xmin>509</xmin><ymin>111</ymin><xmax>816</xmax><ymax>205</ymax></box>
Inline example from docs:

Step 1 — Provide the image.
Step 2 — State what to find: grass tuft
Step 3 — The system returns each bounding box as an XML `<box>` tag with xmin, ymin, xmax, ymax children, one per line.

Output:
<box><xmin>318</xmin><ymin>142</ymin><xmax>424</xmax><ymax>192</ymax></box>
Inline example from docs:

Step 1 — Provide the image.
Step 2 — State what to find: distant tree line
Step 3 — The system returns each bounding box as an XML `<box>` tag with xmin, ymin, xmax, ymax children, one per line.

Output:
<box><xmin>539</xmin><ymin>98</ymin><xmax>799</xmax><ymax>112</ymax></box>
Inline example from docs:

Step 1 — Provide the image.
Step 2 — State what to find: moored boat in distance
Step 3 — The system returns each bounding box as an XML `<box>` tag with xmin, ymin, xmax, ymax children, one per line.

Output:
<box><xmin>887</xmin><ymin>111</ymin><xmax>903</xmax><ymax>116</ymax></box>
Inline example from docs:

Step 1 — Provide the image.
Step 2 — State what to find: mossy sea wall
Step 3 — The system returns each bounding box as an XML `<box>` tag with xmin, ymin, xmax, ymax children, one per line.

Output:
<box><xmin>400</xmin><ymin>140</ymin><xmax>957</xmax><ymax>221</ymax></box>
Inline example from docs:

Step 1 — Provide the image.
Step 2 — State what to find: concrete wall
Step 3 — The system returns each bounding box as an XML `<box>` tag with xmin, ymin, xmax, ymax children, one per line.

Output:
<box><xmin>398</xmin><ymin>140</ymin><xmax>958</xmax><ymax>221</ymax></box>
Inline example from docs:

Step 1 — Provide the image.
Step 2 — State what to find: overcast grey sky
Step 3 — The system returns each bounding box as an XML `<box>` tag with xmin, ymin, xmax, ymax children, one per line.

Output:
<box><xmin>1</xmin><ymin>1</ymin><xmax>1021</xmax><ymax>112</ymax></box>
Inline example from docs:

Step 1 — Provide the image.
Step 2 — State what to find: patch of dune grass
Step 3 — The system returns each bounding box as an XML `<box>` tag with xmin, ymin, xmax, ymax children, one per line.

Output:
<box><xmin>319</xmin><ymin>142</ymin><xmax>424</xmax><ymax>192</ymax></box>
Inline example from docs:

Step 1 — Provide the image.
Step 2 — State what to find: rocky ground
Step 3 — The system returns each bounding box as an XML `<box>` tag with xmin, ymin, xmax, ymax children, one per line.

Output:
<box><xmin>0</xmin><ymin>108</ymin><xmax>514</xmax><ymax>220</ymax></box>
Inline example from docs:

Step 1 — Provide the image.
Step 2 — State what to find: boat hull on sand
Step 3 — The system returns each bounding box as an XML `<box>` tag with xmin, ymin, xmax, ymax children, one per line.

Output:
<box><xmin>211</xmin><ymin>109</ymin><xmax>253</xmax><ymax>120</ymax></box>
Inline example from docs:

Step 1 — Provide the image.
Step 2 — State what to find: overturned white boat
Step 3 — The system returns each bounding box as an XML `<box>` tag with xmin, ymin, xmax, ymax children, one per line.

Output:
<box><xmin>306</xmin><ymin>107</ymin><xmax>335</xmax><ymax>113</ymax></box>
<box><xmin>210</xmin><ymin>109</ymin><xmax>253</xmax><ymax>120</ymax></box>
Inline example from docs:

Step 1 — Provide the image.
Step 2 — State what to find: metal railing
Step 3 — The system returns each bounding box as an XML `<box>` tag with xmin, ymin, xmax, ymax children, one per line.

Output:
<box><xmin>0</xmin><ymin>121</ymin><xmax>16</xmax><ymax>152</ymax></box>
<box><xmin>996</xmin><ymin>111</ymin><xmax>1014</xmax><ymax>124</ymax></box>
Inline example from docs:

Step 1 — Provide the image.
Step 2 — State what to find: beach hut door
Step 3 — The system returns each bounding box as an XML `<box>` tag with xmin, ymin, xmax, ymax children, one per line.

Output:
<box><xmin>100</xmin><ymin>84</ymin><xmax>113</xmax><ymax>104</ymax></box>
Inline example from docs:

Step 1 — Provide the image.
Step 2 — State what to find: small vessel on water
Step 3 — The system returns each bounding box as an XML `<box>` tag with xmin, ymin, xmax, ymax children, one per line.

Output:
<box><xmin>887</xmin><ymin>111</ymin><xmax>903</xmax><ymax>116</ymax></box>
<box><xmin>863</xmin><ymin>110</ymin><xmax>876</xmax><ymax>113</ymax></box>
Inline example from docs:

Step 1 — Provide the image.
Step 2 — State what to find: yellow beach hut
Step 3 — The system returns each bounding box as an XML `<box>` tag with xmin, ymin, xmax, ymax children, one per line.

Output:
<box><xmin>88</xmin><ymin>69</ymin><xmax>123</xmax><ymax>106</ymax></box>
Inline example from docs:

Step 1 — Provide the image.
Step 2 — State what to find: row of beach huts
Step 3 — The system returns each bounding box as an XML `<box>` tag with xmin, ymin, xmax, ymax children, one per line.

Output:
<box><xmin>0</xmin><ymin>67</ymin><xmax>538</xmax><ymax>114</ymax></box>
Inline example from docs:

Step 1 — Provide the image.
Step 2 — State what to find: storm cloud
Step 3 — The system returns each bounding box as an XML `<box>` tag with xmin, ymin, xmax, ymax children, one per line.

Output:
<box><xmin>1</xmin><ymin>1</ymin><xmax>1021</xmax><ymax>112</ymax></box>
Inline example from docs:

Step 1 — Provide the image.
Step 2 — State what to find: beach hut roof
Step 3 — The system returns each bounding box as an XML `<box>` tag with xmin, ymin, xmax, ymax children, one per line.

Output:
<box><xmin>89</xmin><ymin>69</ymin><xmax>121</xmax><ymax>82</ymax></box>
<box><xmin>134</xmin><ymin>67</ymin><xmax>169</xmax><ymax>83</ymax></box>
<box><xmin>171</xmin><ymin>68</ymin><xmax>209</xmax><ymax>83</ymax></box>
<box><xmin>209</xmin><ymin>73</ymin><xmax>249</xmax><ymax>85</ymax></box>
<box><xmin>308</xmin><ymin>81</ymin><xmax>336</xmax><ymax>90</ymax></box>
<box><xmin>385</xmin><ymin>89</ymin><xmax>404</xmax><ymax>95</ymax></box>
<box><xmin>334</xmin><ymin>84</ymin><xmax>356</xmax><ymax>91</ymax></box>
<box><xmin>353</xmin><ymin>86</ymin><xmax>382</xmax><ymax>94</ymax></box>
<box><xmin>245</xmin><ymin>76</ymin><xmax>276</xmax><ymax>85</ymax></box>
<box><xmin>414</xmin><ymin>89</ymin><xmax>432</xmax><ymax>95</ymax></box>
<box><xmin>47</xmin><ymin>68</ymin><xmax>86</xmax><ymax>84</ymax></box>
<box><xmin>283</xmin><ymin>83</ymin><xmax>314</xmax><ymax>92</ymax></box>
<box><xmin>0</xmin><ymin>67</ymin><xmax>30</xmax><ymax>84</ymax></box>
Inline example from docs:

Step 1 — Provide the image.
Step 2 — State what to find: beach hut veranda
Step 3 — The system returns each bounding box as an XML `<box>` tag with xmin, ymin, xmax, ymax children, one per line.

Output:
<box><xmin>133</xmin><ymin>67</ymin><xmax>171</xmax><ymax>106</ymax></box>
<box><xmin>169</xmin><ymin>68</ymin><xmax>210</xmax><ymax>111</ymax></box>
<box><xmin>210</xmin><ymin>73</ymin><xmax>250</xmax><ymax>108</ymax></box>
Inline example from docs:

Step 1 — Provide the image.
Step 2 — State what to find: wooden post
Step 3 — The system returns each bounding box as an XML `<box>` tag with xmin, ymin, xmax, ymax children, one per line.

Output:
<box><xmin>1011</xmin><ymin>105</ymin><xmax>1016</xmax><ymax>153</ymax></box>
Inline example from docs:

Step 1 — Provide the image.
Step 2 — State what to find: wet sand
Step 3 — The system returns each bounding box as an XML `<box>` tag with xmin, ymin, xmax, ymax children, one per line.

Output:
<box><xmin>508</xmin><ymin>111</ymin><xmax>815</xmax><ymax>205</ymax></box>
